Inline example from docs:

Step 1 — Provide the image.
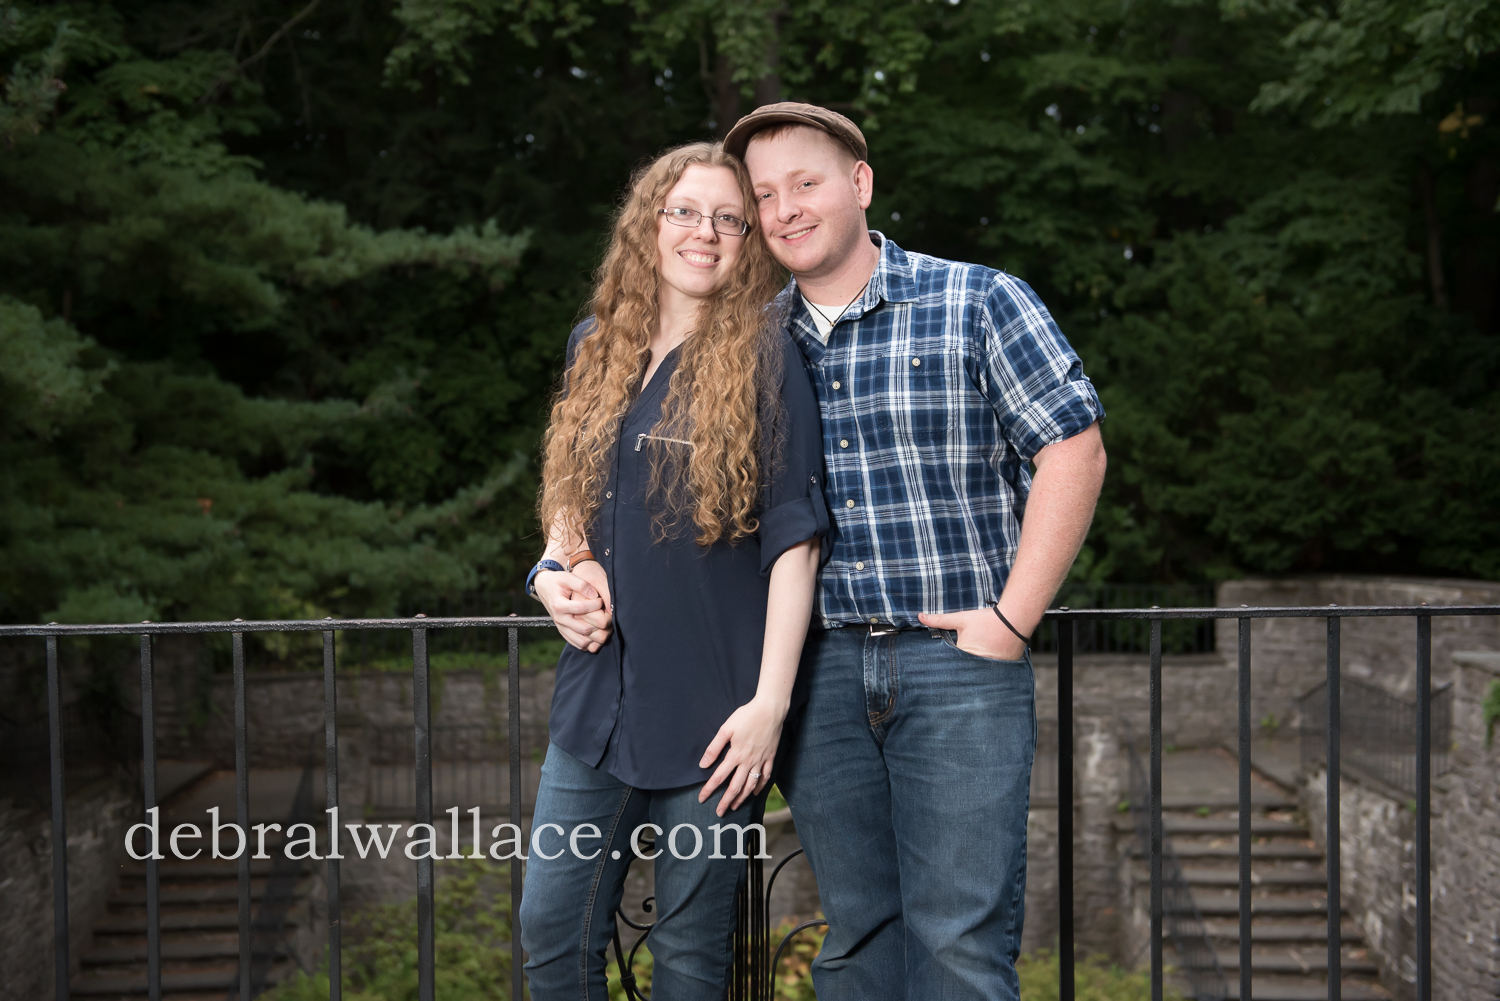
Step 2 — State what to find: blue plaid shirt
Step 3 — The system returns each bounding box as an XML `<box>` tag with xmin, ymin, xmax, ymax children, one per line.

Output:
<box><xmin>784</xmin><ymin>233</ymin><xmax>1105</xmax><ymax>628</ymax></box>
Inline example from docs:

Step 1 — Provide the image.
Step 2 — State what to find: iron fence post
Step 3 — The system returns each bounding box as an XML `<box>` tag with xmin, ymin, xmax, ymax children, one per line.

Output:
<box><xmin>1416</xmin><ymin>613</ymin><xmax>1431</xmax><ymax>1001</ymax></box>
<box><xmin>1149</xmin><ymin>617</ymin><xmax>1162</xmax><ymax>1001</ymax></box>
<box><xmin>1058</xmin><ymin>617</ymin><xmax>1074</xmax><ymax>1001</ymax></box>
<box><xmin>412</xmin><ymin>624</ymin><xmax>435</xmax><ymax>1001</ymax></box>
<box><xmin>139</xmin><ymin>630</ymin><xmax>161</xmax><ymax>1001</ymax></box>
<box><xmin>509</xmin><ymin>624</ymin><xmax>524</xmax><ymax>1001</ymax></box>
<box><xmin>1237</xmin><ymin>618</ymin><xmax>1252</xmax><ymax>1001</ymax></box>
<box><xmin>232</xmin><ymin>630</ymin><xmax>251</xmax><ymax>1000</ymax></box>
<box><xmin>1327</xmin><ymin>615</ymin><xmax>1341</xmax><ymax>1001</ymax></box>
<box><xmin>46</xmin><ymin>635</ymin><xmax>70</xmax><ymax>1001</ymax></box>
<box><xmin>323</xmin><ymin>627</ymin><xmax>342</xmax><ymax>1001</ymax></box>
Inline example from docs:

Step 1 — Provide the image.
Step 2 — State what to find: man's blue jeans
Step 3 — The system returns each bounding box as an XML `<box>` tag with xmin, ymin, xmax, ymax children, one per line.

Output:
<box><xmin>519</xmin><ymin>742</ymin><xmax>759</xmax><ymax>1000</ymax></box>
<box><xmin>780</xmin><ymin>628</ymin><xmax>1036</xmax><ymax>1001</ymax></box>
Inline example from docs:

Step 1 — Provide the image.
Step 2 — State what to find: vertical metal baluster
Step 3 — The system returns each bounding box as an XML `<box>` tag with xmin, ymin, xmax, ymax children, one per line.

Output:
<box><xmin>1238</xmin><ymin>618</ymin><xmax>1252</xmax><ymax>1001</ymax></box>
<box><xmin>323</xmin><ymin>628</ymin><xmax>342</xmax><ymax>1001</ymax></box>
<box><xmin>509</xmin><ymin>625</ymin><xmax>524</xmax><ymax>1001</ymax></box>
<box><xmin>140</xmin><ymin>632</ymin><xmax>161</xmax><ymax>1001</ymax></box>
<box><xmin>1058</xmin><ymin>618</ymin><xmax>1075</xmax><ymax>1001</ymax></box>
<box><xmin>413</xmin><ymin>625</ymin><xmax>435</xmax><ymax>1001</ymax></box>
<box><xmin>1415</xmin><ymin>614</ymin><xmax>1431</xmax><ymax>1001</ymax></box>
<box><xmin>233</xmin><ymin>631</ymin><xmax>250</xmax><ymax>1001</ymax></box>
<box><xmin>1327</xmin><ymin>616</ymin><xmax>1341</xmax><ymax>1001</ymax></box>
<box><xmin>1149</xmin><ymin>618</ymin><xmax>1163</xmax><ymax>1001</ymax></box>
<box><xmin>47</xmin><ymin>636</ymin><xmax>70</xmax><ymax>1001</ymax></box>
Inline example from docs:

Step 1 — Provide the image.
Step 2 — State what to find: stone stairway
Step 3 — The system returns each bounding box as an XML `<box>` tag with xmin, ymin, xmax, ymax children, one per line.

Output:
<box><xmin>1122</xmin><ymin>750</ymin><xmax>1391</xmax><ymax>1000</ymax></box>
<box><xmin>70</xmin><ymin>768</ymin><xmax>316</xmax><ymax>999</ymax></box>
<box><xmin>71</xmin><ymin>855</ymin><xmax>311</xmax><ymax>999</ymax></box>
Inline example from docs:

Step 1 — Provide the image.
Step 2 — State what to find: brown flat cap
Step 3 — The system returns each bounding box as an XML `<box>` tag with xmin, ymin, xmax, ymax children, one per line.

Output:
<box><xmin>723</xmin><ymin>102</ymin><xmax>868</xmax><ymax>162</ymax></box>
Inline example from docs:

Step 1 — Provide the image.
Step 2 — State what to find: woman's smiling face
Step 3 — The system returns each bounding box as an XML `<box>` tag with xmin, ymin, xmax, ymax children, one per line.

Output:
<box><xmin>656</xmin><ymin>164</ymin><xmax>747</xmax><ymax>302</ymax></box>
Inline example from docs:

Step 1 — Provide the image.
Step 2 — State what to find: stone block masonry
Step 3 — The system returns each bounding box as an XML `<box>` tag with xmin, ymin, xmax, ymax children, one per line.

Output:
<box><xmin>0</xmin><ymin>778</ymin><xmax>136</xmax><ymax>1001</ymax></box>
<box><xmin>1301</xmin><ymin>650</ymin><xmax>1500</xmax><ymax>1001</ymax></box>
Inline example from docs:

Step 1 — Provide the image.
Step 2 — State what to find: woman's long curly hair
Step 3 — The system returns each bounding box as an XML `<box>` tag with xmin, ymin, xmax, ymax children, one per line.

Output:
<box><xmin>538</xmin><ymin>142</ymin><xmax>786</xmax><ymax>548</ymax></box>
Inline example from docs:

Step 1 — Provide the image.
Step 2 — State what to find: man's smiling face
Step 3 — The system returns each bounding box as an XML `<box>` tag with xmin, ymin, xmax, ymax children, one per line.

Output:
<box><xmin>744</xmin><ymin>126</ymin><xmax>873</xmax><ymax>281</ymax></box>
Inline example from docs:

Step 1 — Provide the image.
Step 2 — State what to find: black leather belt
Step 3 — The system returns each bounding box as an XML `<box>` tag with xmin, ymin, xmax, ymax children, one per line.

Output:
<box><xmin>823</xmin><ymin>622</ymin><xmax>931</xmax><ymax>636</ymax></box>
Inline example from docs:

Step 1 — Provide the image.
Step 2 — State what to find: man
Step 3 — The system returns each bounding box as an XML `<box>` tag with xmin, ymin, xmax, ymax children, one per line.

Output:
<box><xmin>725</xmin><ymin>104</ymin><xmax>1107</xmax><ymax>1000</ymax></box>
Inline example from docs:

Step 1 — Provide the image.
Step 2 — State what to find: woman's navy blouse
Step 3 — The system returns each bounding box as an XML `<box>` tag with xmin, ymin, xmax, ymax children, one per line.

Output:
<box><xmin>547</xmin><ymin>319</ymin><xmax>829</xmax><ymax>790</ymax></box>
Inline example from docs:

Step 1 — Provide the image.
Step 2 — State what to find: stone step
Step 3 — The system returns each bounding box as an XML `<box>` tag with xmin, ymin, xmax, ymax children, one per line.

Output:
<box><xmin>71</xmin><ymin>961</ymin><xmax>294</xmax><ymax>997</ymax></box>
<box><xmin>1129</xmin><ymin>842</ymin><xmax>1323</xmax><ymax>861</ymax></box>
<box><xmin>1217</xmin><ymin>949</ymin><xmax>1379</xmax><ymax>975</ymax></box>
<box><xmin>81</xmin><ymin>934</ymin><xmax>278</xmax><ymax>966</ymax></box>
<box><xmin>1194</xmin><ymin>894</ymin><xmax>1338</xmax><ymax>918</ymax></box>
<box><xmin>1221</xmin><ymin>980</ymin><xmax>1391</xmax><ymax>1000</ymax></box>
<box><xmin>95</xmin><ymin>909</ymin><xmax>297</xmax><ymax>935</ymax></box>
<box><xmin>1158</xmin><ymin>796</ymin><xmax>1297</xmax><ymax>811</ymax></box>
<box><xmin>119</xmin><ymin>859</ymin><xmax>281</xmax><ymax>879</ymax></box>
<box><xmin>1133</xmin><ymin>865</ymin><xmax>1326</xmax><ymax>888</ymax></box>
<box><xmin>1113</xmin><ymin>815</ymin><xmax>1308</xmax><ymax>836</ymax></box>
<box><xmin>1205</xmin><ymin>921</ymin><xmax>1361</xmax><ymax>943</ymax></box>
<box><xmin>110</xmin><ymin>877</ymin><xmax>311</xmax><ymax>907</ymax></box>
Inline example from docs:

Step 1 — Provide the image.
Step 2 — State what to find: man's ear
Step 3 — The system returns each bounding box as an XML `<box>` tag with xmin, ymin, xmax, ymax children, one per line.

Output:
<box><xmin>852</xmin><ymin>161</ymin><xmax>875</xmax><ymax>211</ymax></box>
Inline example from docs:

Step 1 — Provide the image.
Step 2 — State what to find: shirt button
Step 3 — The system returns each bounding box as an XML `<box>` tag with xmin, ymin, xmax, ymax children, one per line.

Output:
<box><xmin>839</xmin><ymin>439</ymin><xmax>849</xmax><ymax>448</ymax></box>
<box><xmin>605</xmin><ymin>491</ymin><xmax>613</xmax><ymax>499</ymax></box>
<box><xmin>855</xmin><ymin>561</ymin><xmax>866</xmax><ymax>570</ymax></box>
<box><xmin>912</xmin><ymin>357</ymin><xmax>921</xmax><ymax>367</ymax></box>
<box><xmin>603</xmin><ymin>548</ymin><xmax>611</xmax><ymax>556</ymax></box>
<box><xmin>870</xmin><ymin>617</ymin><xmax>880</xmax><ymax>625</ymax></box>
<box><xmin>845</xmin><ymin>499</ymin><xmax>855</xmax><ymax>509</ymax></box>
<box><xmin>831</xmin><ymin>380</ymin><xmax>842</xmax><ymax>390</ymax></box>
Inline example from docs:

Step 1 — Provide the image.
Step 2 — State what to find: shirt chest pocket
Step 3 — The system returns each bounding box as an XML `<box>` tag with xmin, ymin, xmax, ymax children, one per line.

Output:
<box><xmin>868</xmin><ymin>350</ymin><xmax>952</xmax><ymax>445</ymax></box>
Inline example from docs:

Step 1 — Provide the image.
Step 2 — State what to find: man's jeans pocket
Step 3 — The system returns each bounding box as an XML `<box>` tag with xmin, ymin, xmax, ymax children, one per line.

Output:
<box><xmin>938</xmin><ymin>629</ymin><xmax>1029</xmax><ymax>664</ymax></box>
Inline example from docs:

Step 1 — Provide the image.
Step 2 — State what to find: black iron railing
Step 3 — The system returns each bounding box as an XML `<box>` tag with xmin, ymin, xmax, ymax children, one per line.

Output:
<box><xmin>1298</xmin><ymin>675</ymin><xmax>1453</xmax><ymax>795</ymax></box>
<box><xmin>1034</xmin><ymin>584</ymin><xmax>1218</xmax><ymax>655</ymax></box>
<box><xmin>0</xmin><ymin>702</ymin><xmax>141</xmax><ymax>808</ymax></box>
<box><xmin>366</xmin><ymin>724</ymin><xmax>540</xmax><ymax>817</ymax></box>
<box><xmin>1124</xmin><ymin>732</ymin><xmax>1227</xmax><ymax>1001</ymax></box>
<box><xmin>5</xmin><ymin>602</ymin><xmax>1496</xmax><ymax>1001</ymax></box>
<box><xmin>238</xmin><ymin>762</ymin><xmax>317</xmax><ymax>999</ymax></box>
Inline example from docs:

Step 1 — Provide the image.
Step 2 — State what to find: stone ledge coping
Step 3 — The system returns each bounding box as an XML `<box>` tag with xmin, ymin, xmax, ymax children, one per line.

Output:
<box><xmin>1453</xmin><ymin>650</ymin><xmax>1500</xmax><ymax>675</ymax></box>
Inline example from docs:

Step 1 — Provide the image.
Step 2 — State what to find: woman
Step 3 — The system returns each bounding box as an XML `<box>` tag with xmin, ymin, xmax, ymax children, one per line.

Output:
<box><xmin>519</xmin><ymin>141</ymin><xmax>827</xmax><ymax>1000</ymax></box>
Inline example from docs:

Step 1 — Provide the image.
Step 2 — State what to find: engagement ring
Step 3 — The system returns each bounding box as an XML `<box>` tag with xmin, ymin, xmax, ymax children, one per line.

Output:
<box><xmin>749</xmin><ymin>771</ymin><xmax>761</xmax><ymax>779</ymax></box>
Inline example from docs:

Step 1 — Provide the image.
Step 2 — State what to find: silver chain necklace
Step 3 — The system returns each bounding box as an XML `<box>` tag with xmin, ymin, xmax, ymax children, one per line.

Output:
<box><xmin>803</xmin><ymin>276</ymin><xmax>872</xmax><ymax>333</ymax></box>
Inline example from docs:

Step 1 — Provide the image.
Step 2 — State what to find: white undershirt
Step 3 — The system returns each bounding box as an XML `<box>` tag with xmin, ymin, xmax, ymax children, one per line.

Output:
<box><xmin>801</xmin><ymin>295</ymin><xmax>848</xmax><ymax>343</ymax></box>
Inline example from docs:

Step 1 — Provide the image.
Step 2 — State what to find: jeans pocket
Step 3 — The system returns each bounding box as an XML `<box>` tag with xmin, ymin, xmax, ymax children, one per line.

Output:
<box><xmin>938</xmin><ymin>629</ymin><xmax>1027</xmax><ymax>664</ymax></box>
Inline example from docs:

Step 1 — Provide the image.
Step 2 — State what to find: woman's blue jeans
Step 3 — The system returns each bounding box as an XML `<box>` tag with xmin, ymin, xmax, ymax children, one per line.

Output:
<box><xmin>780</xmin><ymin>627</ymin><xmax>1037</xmax><ymax>1001</ymax></box>
<box><xmin>519</xmin><ymin>742</ymin><xmax>761</xmax><ymax>1000</ymax></box>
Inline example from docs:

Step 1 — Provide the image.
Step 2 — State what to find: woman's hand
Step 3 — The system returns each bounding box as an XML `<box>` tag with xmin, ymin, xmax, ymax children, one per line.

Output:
<box><xmin>535</xmin><ymin>562</ymin><xmax>613</xmax><ymax>652</ymax></box>
<box><xmin>698</xmin><ymin>696</ymin><xmax>786</xmax><ymax>817</ymax></box>
<box><xmin>917</xmin><ymin>607</ymin><xmax>1028</xmax><ymax>661</ymax></box>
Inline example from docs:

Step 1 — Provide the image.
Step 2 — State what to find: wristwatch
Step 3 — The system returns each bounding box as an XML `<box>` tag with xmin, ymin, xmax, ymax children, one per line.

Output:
<box><xmin>526</xmin><ymin>559</ymin><xmax>566</xmax><ymax>597</ymax></box>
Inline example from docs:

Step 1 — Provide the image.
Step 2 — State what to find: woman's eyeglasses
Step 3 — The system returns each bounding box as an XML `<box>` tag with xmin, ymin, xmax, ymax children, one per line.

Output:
<box><xmin>658</xmin><ymin>206</ymin><xmax>749</xmax><ymax>237</ymax></box>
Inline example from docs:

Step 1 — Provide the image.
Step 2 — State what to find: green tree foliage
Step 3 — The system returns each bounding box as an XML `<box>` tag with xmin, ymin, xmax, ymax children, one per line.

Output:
<box><xmin>1</xmin><ymin>0</ymin><xmax>1495</xmax><ymax>632</ymax></box>
<box><xmin>262</xmin><ymin>859</ymin><xmax>515</xmax><ymax>1000</ymax></box>
<box><xmin>0</xmin><ymin>2</ymin><xmax>534</xmax><ymax>625</ymax></box>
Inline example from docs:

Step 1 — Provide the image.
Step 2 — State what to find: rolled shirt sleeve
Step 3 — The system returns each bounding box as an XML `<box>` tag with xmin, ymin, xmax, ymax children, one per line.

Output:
<box><xmin>757</xmin><ymin>332</ymin><xmax>830</xmax><ymax>577</ymax></box>
<box><xmin>975</xmin><ymin>273</ymin><xmax>1105</xmax><ymax>461</ymax></box>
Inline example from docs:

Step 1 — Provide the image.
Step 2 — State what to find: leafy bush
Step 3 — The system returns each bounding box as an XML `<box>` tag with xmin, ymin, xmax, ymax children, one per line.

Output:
<box><xmin>1018</xmin><ymin>950</ymin><xmax>1185</xmax><ymax>1001</ymax></box>
<box><xmin>262</xmin><ymin>860</ymin><xmax>514</xmax><ymax>1001</ymax></box>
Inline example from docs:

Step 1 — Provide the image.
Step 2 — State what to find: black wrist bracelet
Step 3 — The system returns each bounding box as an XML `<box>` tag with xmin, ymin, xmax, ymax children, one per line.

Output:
<box><xmin>993</xmin><ymin>605</ymin><xmax>1031</xmax><ymax>645</ymax></box>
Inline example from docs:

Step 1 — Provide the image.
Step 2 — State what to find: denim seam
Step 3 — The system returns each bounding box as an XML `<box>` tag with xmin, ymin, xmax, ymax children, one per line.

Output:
<box><xmin>578</xmin><ymin>783</ymin><xmax>636</xmax><ymax>1000</ymax></box>
<box><xmin>867</xmin><ymin>635</ymin><xmax>897</xmax><ymax>726</ymax></box>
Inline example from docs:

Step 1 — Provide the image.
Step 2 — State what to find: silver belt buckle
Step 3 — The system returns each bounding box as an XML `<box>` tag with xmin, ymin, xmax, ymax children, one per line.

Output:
<box><xmin>868</xmin><ymin>621</ymin><xmax>901</xmax><ymax>637</ymax></box>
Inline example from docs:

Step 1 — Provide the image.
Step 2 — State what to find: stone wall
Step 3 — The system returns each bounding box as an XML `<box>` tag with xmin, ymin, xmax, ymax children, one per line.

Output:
<box><xmin>1217</xmin><ymin>576</ymin><xmax>1500</xmax><ymax>731</ymax></box>
<box><xmin>144</xmin><ymin>666</ymin><xmax>556</xmax><ymax>772</ymax></box>
<box><xmin>1300</xmin><ymin>648</ymin><xmax>1500</xmax><ymax>1001</ymax></box>
<box><xmin>1430</xmin><ymin>651</ymin><xmax>1500</xmax><ymax>1000</ymax></box>
<box><xmin>1030</xmin><ymin>653</ymin><xmax>1234</xmax><ymax>960</ymax></box>
<box><xmin>0</xmin><ymin>779</ymin><xmax>136</xmax><ymax>1001</ymax></box>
